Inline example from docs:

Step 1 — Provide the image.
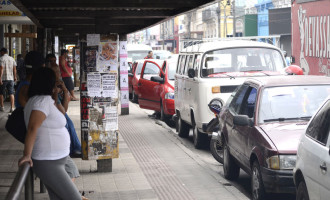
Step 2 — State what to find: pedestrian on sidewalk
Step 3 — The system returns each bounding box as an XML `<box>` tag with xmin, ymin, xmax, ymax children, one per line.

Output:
<box><xmin>144</xmin><ymin>51</ymin><xmax>153</xmax><ymax>59</ymax></box>
<box><xmin>16</xmin><ymin>54</ymin><xmax>25</xmax><ymax>88</ymax></box>
<box><xmin>18</xmin><ymin>67</ymin><xmax>81</xmax><ymax>200</ymax></box>
<box><xmin>0</xmin><ymin>48</ymin><xmax>17</xmax><ymax>113</ymax></box>
<box><xmin>47</xmin><ymin>53</ymin><xmax>82</xmax><ymax>157</ymax></box>
<box><xmin>59</xmin><ymin>49</ymin><xmax>78</xmax><ymax>101</ymax></box>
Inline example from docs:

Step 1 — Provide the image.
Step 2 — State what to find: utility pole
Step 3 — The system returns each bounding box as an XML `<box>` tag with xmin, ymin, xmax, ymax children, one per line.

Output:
<box><xmin>232</xmin><ymin>0</ymin><xmax>236</xmax><ymax>37</ymax></box>
<box><xmin>217</xmin><ymin>1</ymin><xmax>221</xmax><ymax>38</ymax></box>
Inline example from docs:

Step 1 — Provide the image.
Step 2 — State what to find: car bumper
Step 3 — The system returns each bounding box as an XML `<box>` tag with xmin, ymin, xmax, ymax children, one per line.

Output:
<box><xmin>261</xmin><ymin>167</ymin><xmax>295</xmax><ymax>194</ymax></box>
<box><xmin>164</xmin><ymin>99</ymin><xmax>175</xmax><ymax>115</ymax></box>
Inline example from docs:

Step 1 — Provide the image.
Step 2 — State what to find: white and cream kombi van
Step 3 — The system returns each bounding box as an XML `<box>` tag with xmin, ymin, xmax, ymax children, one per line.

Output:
<box><xmin>174</xmin><ymin>40</ymin><xmax>286</xmax><ymax>148</ymax></box>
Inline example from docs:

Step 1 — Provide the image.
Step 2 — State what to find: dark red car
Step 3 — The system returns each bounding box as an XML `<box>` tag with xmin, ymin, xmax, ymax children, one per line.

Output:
<box><xmin>219</xmin><ymin>75</ymin><xmax>330</xmax><ymax>200</ymax></box>
<box><xmin>138</xmin><ymin>57</ymin><xmax>178</xmax><ymax>121</ymax></box>
<box><xmin>129</xmin><ymin>59</ymin><xmax>145</xmax><ymax>102</ymax></box>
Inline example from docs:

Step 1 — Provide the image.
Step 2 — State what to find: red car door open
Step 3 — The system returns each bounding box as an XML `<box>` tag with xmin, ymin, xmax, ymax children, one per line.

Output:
<box><xmin>138</xmin><ymin>60</ymin><xmax>164</xmax><ymax>111</ymax></box>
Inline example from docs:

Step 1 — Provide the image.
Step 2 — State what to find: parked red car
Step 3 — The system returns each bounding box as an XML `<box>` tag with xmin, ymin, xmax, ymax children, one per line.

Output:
<box><xmin>219</xmin><ymin>75</ymin><xmax>330</xmax><ymax>200</ymax></box>
<box><xmin>138</xmin><ymin>57</ymin><xmax>178</xmax><ymax>121</ymax></box>
<box><xmin>129</xmin><ymin>59</ymin><xmax>145</xmax><ymax>102</ymax></box>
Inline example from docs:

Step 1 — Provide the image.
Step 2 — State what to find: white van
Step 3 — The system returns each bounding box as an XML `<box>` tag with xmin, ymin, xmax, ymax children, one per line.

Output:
<box><xmin>174</xmin><ymin>40</ymin><xmax>286</xmax><ymax>148</ymax></box>
<box><xmin>127</xmin><ymin>44</ymin><xmax>152</xmax><ymax>63</ymax></box>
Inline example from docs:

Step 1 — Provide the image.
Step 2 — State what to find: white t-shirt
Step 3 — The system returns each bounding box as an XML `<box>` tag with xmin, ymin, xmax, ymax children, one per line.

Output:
<box><xmin>24</xmin><ymin>95</ymin><xmax>70</xmax><ymax>160</ymax></box>
<box><xmin>0</xmin><ymin>54</ymin><xmax>16</xmax><ymax>81</ymax></box>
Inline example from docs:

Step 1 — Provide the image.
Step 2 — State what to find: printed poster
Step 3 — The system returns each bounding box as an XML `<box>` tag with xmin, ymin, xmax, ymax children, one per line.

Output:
<box><xmin>102</xmin><ymin>74</ymin><xmax>117</xmax><ymax>98</ymax></box>
<box><xmin>119</xmin><ymin>41</ymin><xmax>127</xmax><ymax>55</ymax></box>
<box><xmin>97</xmin><ymin>42</ymin><xmax>117</xmax><ymax>73</ymax></box>
<box><xmin>87</xmin><ymin>34</ymin><xmax>100</xmax><ymax>46</ymax></box>
<box><xmin>121</xmin><ymin>90</ymin><xmax>129</xmax><ymax>108</ymax></box>
<box><xmin>84</xmin><ymin>46</ymin><xmax>98</xmax><ymax>72</ymax></box>
<box><xmin>87</xmin><ymin>73</ymin><xmax>102</xmax><ymax>97</ymax></box>
<box><xmin>105</xmin><ymin>107</ymin><xmax>118</xmax><ymax>131</ymax></box>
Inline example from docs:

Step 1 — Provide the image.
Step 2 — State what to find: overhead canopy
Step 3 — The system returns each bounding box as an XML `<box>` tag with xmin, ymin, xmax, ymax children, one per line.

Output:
<box><xmin>9</xmin><ymin>0</ymin><xmax>215</xmax><ymax>43</ymax></box>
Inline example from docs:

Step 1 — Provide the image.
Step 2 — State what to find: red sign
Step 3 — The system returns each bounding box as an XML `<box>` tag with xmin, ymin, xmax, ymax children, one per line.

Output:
<box><xmin>292</xmin><ymin>1</ymin><xmax>330</xmax><ymax>76</ymax></box>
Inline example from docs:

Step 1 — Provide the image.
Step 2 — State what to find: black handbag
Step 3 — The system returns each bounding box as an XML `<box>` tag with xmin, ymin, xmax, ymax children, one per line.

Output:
<box><xmin>5</xmin><ymin>107</ymin><xmax>26</xmax><ymax>143</ymax></box>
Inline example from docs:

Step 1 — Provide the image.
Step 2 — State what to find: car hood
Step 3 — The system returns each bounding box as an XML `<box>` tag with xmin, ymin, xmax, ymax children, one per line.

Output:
<box><xmin>260</xmin><ymin>122</ymin><xmax>307</xmax><ymax>154</ymax></box>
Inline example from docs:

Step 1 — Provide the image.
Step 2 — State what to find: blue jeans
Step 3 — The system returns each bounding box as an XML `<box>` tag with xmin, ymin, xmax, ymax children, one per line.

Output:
<box><xmin>65</xmin><ymin>113</ymin><xmax>81</xmax><ymax>155</ymax></box>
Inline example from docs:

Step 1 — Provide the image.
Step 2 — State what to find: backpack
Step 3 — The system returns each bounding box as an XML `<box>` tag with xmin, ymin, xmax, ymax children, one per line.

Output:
<box><xmin>5</xmin><ymin>107</ymin><xmax>26</xmax><ymax>143</ymax></box>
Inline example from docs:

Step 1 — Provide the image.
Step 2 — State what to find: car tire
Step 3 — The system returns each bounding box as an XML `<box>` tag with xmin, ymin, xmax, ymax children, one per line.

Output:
<box><xmin>132</xmin><ymin>89</ymin><xmax>138</xmax><ymax>103</ymax></box>
<box><xmin>192</xmin><ymin>123</ymin><xmax>207</xmax><ymax>149</ymax></box>
<box><xmin>223</xmin><ymin>140</ymin><xmax>240</xmax><ymax>180</ymax></box>
<box><xmin>251</xmin><ymin>160</ymin><xmax>266</xmax><ymax>200</ymax></box>
<box><xmin>177</xmin><ymin>114</ymin><xmax>190</xmax><ymax>138</ymax></box>
<box><xmin>296</xmin><ymin>181</ymin><xmax>309</xmax><ymax>200</ymax></box>
<box><xmin>210</xmin><ymin>134</ymin><xmax>223</xmax><ymax>164</ymax></box>
<box><xmin>160</xmin><ymin>103</ymin><xmax>169</xmax><ymax>122</ymax></box>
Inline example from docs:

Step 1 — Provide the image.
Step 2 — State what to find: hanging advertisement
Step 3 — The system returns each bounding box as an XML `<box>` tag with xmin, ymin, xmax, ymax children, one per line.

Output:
<box><xmin>80</xmin><ymin>34</ymin><xmax>119</xmax><ymax>160</ymax></box>
<box><xmin>120</xmin><ymin>41</ymin><xmax>129</xmax><ymax>109</ymax></box>
<box><xmin>292</xmin><ymin>0</ymin><xmax>330</xmax><ymax>76</ymax></box>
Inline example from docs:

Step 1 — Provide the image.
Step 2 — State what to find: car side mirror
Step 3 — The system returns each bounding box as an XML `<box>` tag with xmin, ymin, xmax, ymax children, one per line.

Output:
<box><xmin>188</xmin><ymin>68</ymin><xmax>195</xmax><ymax>78</ymax></box>
<box><xmin>150</xmin><ymin>76</ymin><xmax>164</xmax><ymax>84</ymax></box>
<box><xmin>233</xmin><ymin>115</ymin><xmax>253</xmax><ymax>127</ymax></box>
<box><xmin>128</xmin><ymin>73</ymin><xmax>133</xmax><ymax>77</ymax></box>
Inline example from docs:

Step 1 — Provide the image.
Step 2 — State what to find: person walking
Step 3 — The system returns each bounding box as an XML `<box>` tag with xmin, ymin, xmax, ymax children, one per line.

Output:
<box><xmin>16</xmin><ymin>54</ymin><xmax>25</xmax><ymax>85</ymax></box>
<box><xmin>144</xmin><ymin>51</ymin><xmax>153</xmax><ymax>59</ymax></box>
<box><xmin>0</xmin><ymin>48</ymin><xmax>17</xmax><ymax>112</ymax></box>
<box><xmin>59</xmin><ymin>49</ymin><xmax>78</xmax><ymax>101</ymax></box>
<box><xmin>18</xmin><ymin>67</ymin><xmax>81</xmax><ymax>200</ymax></box>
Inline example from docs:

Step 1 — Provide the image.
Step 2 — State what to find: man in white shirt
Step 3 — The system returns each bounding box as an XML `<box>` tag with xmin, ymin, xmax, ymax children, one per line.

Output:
<box><xmin>0</xmin><ymin>48</ymin><xmax>17</xmax><ymax>112</ymax></box>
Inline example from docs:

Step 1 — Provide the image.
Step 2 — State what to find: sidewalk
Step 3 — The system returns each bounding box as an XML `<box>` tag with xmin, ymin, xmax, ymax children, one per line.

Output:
<box><xmin>0</xmin><ymin>95</ymin><xmax>248</xmax><ymax>200</ymax></box>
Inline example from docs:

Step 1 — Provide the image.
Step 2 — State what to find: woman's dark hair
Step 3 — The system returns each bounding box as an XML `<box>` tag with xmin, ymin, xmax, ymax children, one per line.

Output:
<box><xmin>46</xmin><ymin>53</ymin><xmax>56</xmax><ymax>61</ymax></box>
<box><xmin>61</xmin><ymin>49</ymin><xmax>68</xmax><ymax>55</ymax></box>
<box><xmin>28</xmin><ymin>67</ymin><xmax>56</xmax><ymax>98</ymax></box>
<box><xmin>25</xmin><ymin>51</ymin><xmax>45</xmax><ymax>76</ymax></box>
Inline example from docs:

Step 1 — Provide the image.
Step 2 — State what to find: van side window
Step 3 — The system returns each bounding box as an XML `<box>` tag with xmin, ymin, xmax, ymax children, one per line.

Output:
<box><xmin>193</xmin><ymin>54</ymin><xmax>201</xmax><ymax>76</ymax></box>
<box><xmin>177</xmin><ymin>55</ymin><xmax>183</xmax><ymax>74</ymax></box>
<box><xmin>184</xmin><ymin>55</ymin><xmax>194</xmax><ymax>76</ymax></box>
<box><xmin>180</xmin><ymin>55</ymin><xmax>187</xmax><ymax>75</ymax></box>
<box><xmin>142</xmin><ymin>62</ymin><xmax>160</xmax><ymax>80</ymax></box>
<box><xmin>306</xmin><ymin>100</ymin><xmax>330</xmax><ymax>145</ymax></box>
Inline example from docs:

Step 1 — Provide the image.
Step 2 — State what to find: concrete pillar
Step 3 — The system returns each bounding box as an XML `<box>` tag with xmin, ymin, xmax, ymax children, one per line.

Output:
<box><xmin>97</xmin><ymin>159</ymin><xmax>112</xmax><ymax>172</ymax></box>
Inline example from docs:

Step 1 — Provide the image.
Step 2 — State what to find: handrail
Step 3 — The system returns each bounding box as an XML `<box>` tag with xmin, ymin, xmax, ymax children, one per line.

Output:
<box><xmin>5</xmin><ymin>162</ymin><xmax>33</xmax><ymax>200</ymax></box>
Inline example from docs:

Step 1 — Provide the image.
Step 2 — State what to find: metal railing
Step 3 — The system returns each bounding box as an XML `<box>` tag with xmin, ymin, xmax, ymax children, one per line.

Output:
<box><xmin>5</xmin><ymin>162</ymin><xmax>34</xmax><ymax>200</ymax></box>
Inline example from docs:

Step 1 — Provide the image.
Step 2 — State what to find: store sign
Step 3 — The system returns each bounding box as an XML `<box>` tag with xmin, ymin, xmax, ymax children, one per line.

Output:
<box><xmin>235</xmin><ymin>19</ymin><xmax>244</xmax><ymax>33</ymax></box>
<box><xmin>0</xmin><ymin>0</ymin><xmax>24</xmax><ymax>16</ymax></box>
<box><xmin>292</xmin><ymin>1</ymin><xmax>330</xmax><ymax>76</ymax></box>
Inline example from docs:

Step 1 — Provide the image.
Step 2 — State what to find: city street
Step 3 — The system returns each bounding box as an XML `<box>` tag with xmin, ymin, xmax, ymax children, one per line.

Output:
<box><xmin>1</xmin><ymin>97</ymin><xmax>296</xmax><ymax>200</ymax></box>
<box><xmin>129</xmin><ymin>101</ymin><xmax>296</xmax><ymax>200</ymax></box>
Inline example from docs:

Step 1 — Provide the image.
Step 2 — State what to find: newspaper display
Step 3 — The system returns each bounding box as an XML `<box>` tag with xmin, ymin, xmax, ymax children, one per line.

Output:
<box><xmin>81</xmin><ymin>34</ymin><xmax>119</xmax><ymax>160</ymax></box>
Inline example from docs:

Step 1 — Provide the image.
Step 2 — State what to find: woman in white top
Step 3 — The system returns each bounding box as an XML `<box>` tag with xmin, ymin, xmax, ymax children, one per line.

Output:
<box><xmin>18</xmin><ymin>67</ymin><xmax>81</xmax><ymax>200</ymax></box>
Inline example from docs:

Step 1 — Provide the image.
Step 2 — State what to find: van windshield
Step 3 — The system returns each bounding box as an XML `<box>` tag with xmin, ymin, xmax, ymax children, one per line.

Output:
<box><xmin>128</xmin><ymin>51</ymin><xmax>149</xmax><ymax>62</ymax></box>
<box><xmin>202</xmin><ymin>48</ymin><xmax>285</xmax><ymax>78</ymax></box>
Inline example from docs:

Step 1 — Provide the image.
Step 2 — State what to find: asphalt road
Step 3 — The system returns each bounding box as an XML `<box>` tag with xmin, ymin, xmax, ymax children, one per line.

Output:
<box><xmin>133</xmin><ymin>102</ymin><xmax>296</xmax><ymax>200</ymax></box>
